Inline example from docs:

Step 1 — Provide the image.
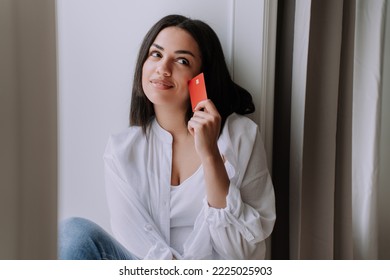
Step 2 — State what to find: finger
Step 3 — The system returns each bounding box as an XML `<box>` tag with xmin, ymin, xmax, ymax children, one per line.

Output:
<box><xmin>192</xmin><ymin>110</ymin><xmax>215</xmax><ymax>121</ymax></box>
<box><xmin>187</xmin><ymin>120</ymin><xmax>196</xmax><ymax>136</ymax></box>
<box><xmin>192</xmin><ymin>109</ymin><xmax>221</xmax><ymax>130</ymax></box>
<box><xmin>187</xmin><ymin>118</ymin><xmax>204</xmax><ymax>134</ymax></box>
<box><xmin>194</xmin><ymin>99</ymin><xmax>218</xmax><ymax>114</ymax></box>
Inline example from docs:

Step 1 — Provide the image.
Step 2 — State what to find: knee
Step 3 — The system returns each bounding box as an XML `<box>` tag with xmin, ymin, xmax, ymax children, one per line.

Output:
<box><xmin>59</xmin><ymin>217</ymin><xmax>96</xmax><ymax>240</ymax></box>
<box><xmin>58</xmin><ymin>217</ymin><xmax>100</xmax><ymax>259</ymax></box>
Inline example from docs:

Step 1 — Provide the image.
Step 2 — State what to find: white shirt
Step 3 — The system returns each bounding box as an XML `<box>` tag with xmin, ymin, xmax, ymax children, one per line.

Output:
<box><xmin>104</xmin><ymin>113</ymin><xmax>275</xmax><ymax>260</ymax></box>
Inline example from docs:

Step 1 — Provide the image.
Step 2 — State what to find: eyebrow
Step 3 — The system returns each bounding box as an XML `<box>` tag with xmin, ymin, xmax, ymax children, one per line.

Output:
<box><xmin>152</xmin><ymin>43</ymin><xmax>196</xmax><ymax>58</ymax></box>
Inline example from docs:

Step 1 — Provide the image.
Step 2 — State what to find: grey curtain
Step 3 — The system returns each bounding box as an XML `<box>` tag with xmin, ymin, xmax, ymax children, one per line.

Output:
<box><xmin>271</xmin><ymin>0</ymin><xmax>387</xmax><ymax>259</ymax></box>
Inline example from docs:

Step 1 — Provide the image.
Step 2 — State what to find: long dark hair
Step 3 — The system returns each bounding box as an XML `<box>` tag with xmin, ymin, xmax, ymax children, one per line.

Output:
<box><xmin>130</xmin><ymin>14</ymin><xmax>255</xmax><ymax>133</ymax></box>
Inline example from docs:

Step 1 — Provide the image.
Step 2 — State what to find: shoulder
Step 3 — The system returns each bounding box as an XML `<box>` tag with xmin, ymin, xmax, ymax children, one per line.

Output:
<box><xmin>222</xmin><ymin>113</ymin><xmax>259</xmax><ymax>141</ymax></box>
<box><xmin>219</xmin><ymin>113</ymin><xmax>262</xmax><ymax>164</ymax></box>
<box><xmin>104</xmin><ymin>125</ymin><xmax>145</xmax><ymax>158</ymax></box>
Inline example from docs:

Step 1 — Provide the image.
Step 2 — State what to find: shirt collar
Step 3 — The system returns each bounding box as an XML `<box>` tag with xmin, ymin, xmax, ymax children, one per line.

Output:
<box><xmin>151</xmin><ymin>118</ymin><xmax>173</xmax><ymax>144</ymax></box>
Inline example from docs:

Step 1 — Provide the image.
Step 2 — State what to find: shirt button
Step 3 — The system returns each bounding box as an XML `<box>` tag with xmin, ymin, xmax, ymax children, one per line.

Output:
<box><xmin>144</xmin><ymin>224</ymin><xmax>153</xmax><ymax>231</ymax></box>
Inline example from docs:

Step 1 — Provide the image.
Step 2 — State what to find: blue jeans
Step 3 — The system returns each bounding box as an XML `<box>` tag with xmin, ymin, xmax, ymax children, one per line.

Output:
<box><xmin>58</xmin><ymin>217</ymin><xmax>138</xmax><ymax>260</ymax></box>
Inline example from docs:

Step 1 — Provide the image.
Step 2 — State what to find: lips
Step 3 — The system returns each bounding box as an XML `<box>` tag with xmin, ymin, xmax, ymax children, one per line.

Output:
<box><xmin>150</xmin><ymin>79</ymin><xmax>174</xmax><ymax>90</ymax></box>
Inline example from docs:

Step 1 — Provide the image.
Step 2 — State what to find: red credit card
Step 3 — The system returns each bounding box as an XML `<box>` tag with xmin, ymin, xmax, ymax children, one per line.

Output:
<box><xmin>188</xmin><ymin>72</ymin><xmax>208</xmax><ymax>111</ymax></box>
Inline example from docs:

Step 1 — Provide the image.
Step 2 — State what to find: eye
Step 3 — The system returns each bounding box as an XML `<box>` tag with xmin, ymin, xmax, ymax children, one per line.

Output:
<box><xmin>177</xmin><ymin>58</ymin><xmax>190</xmax><ymax>65</ymax></box>
<box><xmin>149</xmin><ymin>50</ymin><xmax>162</xmax><ymax>58</ymax></box>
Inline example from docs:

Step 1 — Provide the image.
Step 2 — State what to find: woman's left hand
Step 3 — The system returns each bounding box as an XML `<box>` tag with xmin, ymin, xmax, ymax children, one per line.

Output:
<box><xmin>187</xmin><ymin>99</ymin><xmax>221</xmax><ymax>160</ymax></box>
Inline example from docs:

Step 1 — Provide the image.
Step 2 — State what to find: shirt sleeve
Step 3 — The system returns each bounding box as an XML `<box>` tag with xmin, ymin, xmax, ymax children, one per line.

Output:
<box><xmin>182</xmin><ymin>117</ymin><xmax>276</xmax><ymax>259</ymax></box>
<box><xmin>104</xmin><ymin>137</ymin><xmax>178</xmax><ymax>260</ymax></box>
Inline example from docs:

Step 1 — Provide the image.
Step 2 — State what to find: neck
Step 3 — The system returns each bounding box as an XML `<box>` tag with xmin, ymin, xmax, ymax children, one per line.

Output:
<box><xmin>154</xmin><ymin>105</ymin><xmax>189</xmax><ymax>139</ymax></box>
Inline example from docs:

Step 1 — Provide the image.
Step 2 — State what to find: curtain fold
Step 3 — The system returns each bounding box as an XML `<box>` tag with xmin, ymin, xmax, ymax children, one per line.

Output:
<box><xmin>334</xmin><ymin>0</ymin><xmax>355</xmax><ymax>260</ymax></box>
<box><xmin>299</xmin><ymin>0</ymin><xmax>346</xmax><ymax>259</ymax></box>
<box><xmin>271</xmin><ymin>0</ymin><xmax>295</xmax><ymax>260</ymax></box>
<box><xmin>352</xmin><ymin>0</ymin><xmax>387</xmax><ymax>259</ymax></box>
<box><xmin>271</xmin><ymin>0</ymin><xmax>387</xmax><ymax>259</ymax></box>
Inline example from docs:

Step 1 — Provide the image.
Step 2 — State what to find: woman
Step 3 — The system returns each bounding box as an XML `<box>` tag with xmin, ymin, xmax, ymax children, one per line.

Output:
<box><xmin>59</xmin><ymin>14</ymin><xmax>275</xmax><ymax>260</ymax></box>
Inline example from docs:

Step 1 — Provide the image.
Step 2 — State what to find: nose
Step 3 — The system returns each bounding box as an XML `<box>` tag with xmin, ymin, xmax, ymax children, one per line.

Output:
<box><xmin>156</xmin><ymin>59</ymin><xmax>171</xmax><ymax>77</ymax></box>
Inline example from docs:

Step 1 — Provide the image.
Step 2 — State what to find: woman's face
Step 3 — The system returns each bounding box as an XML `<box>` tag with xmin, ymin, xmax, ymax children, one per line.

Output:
<box><xmin>142</xmin><ymin>27</ymin><xmax>202</xmax><ymax>111</ymax></box>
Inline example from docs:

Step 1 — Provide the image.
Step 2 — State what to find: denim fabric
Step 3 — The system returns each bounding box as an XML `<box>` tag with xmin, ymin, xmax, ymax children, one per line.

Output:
<box><xmin>58</xmin><ymin>217</ymin><xmax>138</xmax><ymax>260</ymax></box>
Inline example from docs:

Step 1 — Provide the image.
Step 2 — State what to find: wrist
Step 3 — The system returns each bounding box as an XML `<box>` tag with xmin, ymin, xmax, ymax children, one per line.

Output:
<box><xmin>200</xmin><ymin>146</ymin><xmax>222</xmax><ymax>165</ymax></box>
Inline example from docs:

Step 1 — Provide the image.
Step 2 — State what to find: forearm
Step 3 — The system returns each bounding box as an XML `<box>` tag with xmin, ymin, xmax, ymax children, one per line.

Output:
<box><xmin>201</xmin><ymin>148</ymin><xmax>229</xmax><ymax>208</ymax></box>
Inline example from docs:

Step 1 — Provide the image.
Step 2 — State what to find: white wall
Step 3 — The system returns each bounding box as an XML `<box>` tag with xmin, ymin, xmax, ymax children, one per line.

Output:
<box><xmin>57</xmin><ymin>0</ymin><xmax>275</xmax><ymax>234</ymax></box>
